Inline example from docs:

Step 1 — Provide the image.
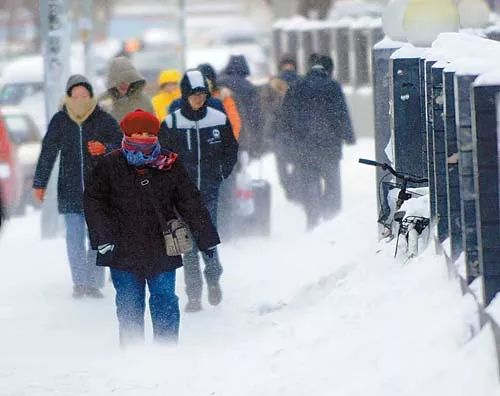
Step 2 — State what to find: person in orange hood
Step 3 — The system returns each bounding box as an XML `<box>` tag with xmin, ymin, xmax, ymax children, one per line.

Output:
<box><xmin>152</xmin><ymin>69</ymin><xmax>182</xmax><ymax>121</ymax></box>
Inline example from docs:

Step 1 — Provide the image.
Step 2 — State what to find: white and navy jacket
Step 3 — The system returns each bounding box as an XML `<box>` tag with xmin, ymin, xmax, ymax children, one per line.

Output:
<box><xmin>159</xmin><ymin>106</ymin><xmax>238</xmax><ymax>200</ymax></box>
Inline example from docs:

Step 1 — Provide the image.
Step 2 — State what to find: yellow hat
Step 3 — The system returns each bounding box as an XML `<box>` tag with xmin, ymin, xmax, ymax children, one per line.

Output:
<box><xmin>158</xmin><ymin>69</ymin><xmax>182</xmax><ymax>87</ymax></box>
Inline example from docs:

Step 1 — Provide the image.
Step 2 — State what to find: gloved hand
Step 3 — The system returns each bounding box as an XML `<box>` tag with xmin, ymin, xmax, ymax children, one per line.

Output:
<box><xmin>33</xmin><ymin>188</ymin><xmax>46</xmax><ymax>203</ymax></box>
<box><xmin>203</xmin><ymin>248</ymin><xmax>216</xmax><ymax>259</ymax></box>
<box><xmin>98</xmin><ymin>243</ymin><xmax>115</xmax><ymax>254</ymax></box>
<box><xmin>88</xmin><ymin>141</ymin><xmax>106</xmax><ymax>156</ymax></box>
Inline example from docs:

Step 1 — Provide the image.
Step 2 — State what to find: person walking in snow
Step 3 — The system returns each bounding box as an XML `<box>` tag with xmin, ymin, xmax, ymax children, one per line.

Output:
<box><xmin>281</xmin><ymin>54</ymin><xmax>356</xmax><ymax>230</ymax></box>
<box><xmin>33</xmin><ymin>75</ymin><xmax>122</xmax><ymax>298</ymax></box>
<box><xmin>99</xmin><ymin>56</ymin><xmax>155</xmax><ymax>122</ymax></box>
<box><xmin>262</xmin><ymin>54</ymin><xmax>301</xmax><ymax>202</ymax></box>
<box><xmin>159</xmin><ymin>69</ymin><xmax>238</xmax><ymax>312</ymax></box>
<box><xmin>218</xmin><ymin>55</ymin><xmax>264</xmax><ymax>158</ymax></box>
<box><xmin>84</xmin><ymin>109</ymin><xmax>220</xmax><ymax>347</ymax></box>
<box><xmin>152</xmin><ymin>69</ymin><xmax>182</xmax><ymax>121</ymax></box>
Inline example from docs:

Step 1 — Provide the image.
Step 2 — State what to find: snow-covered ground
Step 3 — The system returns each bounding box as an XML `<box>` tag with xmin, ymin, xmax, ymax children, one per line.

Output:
<box><xmin>0</xmin><ymin>138</ymin><xmax>499</xmax><ymax>396</ymax></box>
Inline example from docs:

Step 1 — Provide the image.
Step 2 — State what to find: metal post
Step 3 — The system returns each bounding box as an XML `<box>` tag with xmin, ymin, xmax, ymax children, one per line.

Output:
<box><xmin>39</xmin><ymin>0</ymin><xmax>70</xmax><ymax>239</ymax></box>
<box><xmin>179</xmin><ymin>0</ymin><xmax>187</xmax><ymax>71</ymax></box>
<box><xmin>332</xmin><ymin>25</ymin><xmax>350</xmax><ymax>85</ymax></box>
<box><xmin>431</xmin><ymin>61</ymin><xmax>449</xmax><ymax>243</ymax></box>
<box><xmin>443</xmin><ymin>67</ymin><xmax>463</xmax><ymax>261</ymax></box>
<box><xmin>455</xmin><ymin>72</ymin><xmax>481</xmax><ymax>284</ymax></box>
<box><xmin>372</xmin><ymin>39</ymin><xmax>403</xmax><ymax>229</ymax></box>
<box><xmin>425</xmin><ymin>59</ymin><xmax>438</xmax><ymax>220</ymax></box>
<box><xmin>80</xmin><ymin>0</ymin><xmax>94</xmax><ymax>79</ymax></box>
<box><xmin>471</xmin><ymin>81</ymin><xmax>500</xmax><ymax>305</ymax></box>
<box><xmin>389</xmin><ymin>50</ymin><xmax>427</xmax><ymax>182</ymax></box>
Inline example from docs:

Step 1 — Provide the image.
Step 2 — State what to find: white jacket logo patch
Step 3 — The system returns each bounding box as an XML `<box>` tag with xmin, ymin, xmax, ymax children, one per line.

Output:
<box><xmin>212</xmin><ymin>129</ymin><xmax>221</xmax><ymax>139</ymax></box>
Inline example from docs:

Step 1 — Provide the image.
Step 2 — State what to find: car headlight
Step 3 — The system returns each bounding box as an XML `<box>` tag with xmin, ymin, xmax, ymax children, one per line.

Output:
<box><xmin>0</xmin><ymin>163</ymin><xmax>11</xmax><ymax>179</ymax></box>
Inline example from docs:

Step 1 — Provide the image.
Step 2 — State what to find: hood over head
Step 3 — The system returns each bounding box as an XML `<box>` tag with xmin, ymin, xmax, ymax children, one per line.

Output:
<box><xmin>157</xmin><ymin>69</ymin><xmax>182</xmax><ymax>87</ymax></box>
<box><xmin>224</xmin><ymin>55</ymin><xmax>250</xmax><ymax>77</ymax></box>
<box><xmin>66</xmin><ymin>74</ymin><xmax>94</xmax><ymax>97</ymax></box>
<box><xmin>180</xmin><ymin>69</ymin><xmax>211</xmax><ymax>100</ymax></box>
<box><xmin>106</xmin><ymin>56</ymin><xmax>146</xmax><ymax>94</ymax></box>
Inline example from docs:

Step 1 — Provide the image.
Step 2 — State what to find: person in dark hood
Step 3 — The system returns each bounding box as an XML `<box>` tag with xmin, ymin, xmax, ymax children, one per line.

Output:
<box><xmin>262</xmin><ymin>54</ymin><xmax>302</xmax><ymax>200</ymax></box>
<box><xmin>218</xmin><ymin>55</ymin><xmax>263</xmax><ymax>158</ymax></box>
<box><xmin>281</xmin><ymin>54</ymin><xmax>356</xmax><ymax>230</ymax></box>
<box><xmin>33</xmin><ymin>75</ymin><xmax>122</xmax><ymax>298</ymax></box>
<box><xmin>159</xmin><ymin>69</ymin><xmax>238</xmax><ymax>313</ymax></box>
<box><xmin>99</xmin><ymin>56</ymin><xmax>154</xmax><ymax>122</ymax></box>
<box><xmin>84</xmin><ymin>109</ymin><xmax>220</xmax><ymax>347</ymax></box>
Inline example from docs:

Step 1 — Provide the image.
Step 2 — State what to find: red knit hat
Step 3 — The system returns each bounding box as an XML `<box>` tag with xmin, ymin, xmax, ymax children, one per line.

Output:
<box><xmin>120</xmin><ymin>109</ymin><xmax>160</xmax><ymax>137</ymax></box>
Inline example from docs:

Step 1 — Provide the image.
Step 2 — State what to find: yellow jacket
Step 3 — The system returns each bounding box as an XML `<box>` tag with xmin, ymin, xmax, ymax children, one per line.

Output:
<box><xmin>152</xmin><ymin>69</ymin><xmax>182</xmax><ymax>121</ymax></box>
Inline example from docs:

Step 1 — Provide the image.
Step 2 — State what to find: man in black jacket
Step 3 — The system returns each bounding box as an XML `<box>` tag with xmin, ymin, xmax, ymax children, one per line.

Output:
<box><xmin>281</xmin><ymin>54</ymin><xmax>356</xmax><ymax>230</ymax></box>
<box><xmin>159</xmin><ymin>69</ymin><xmax>238</xmax><ymax>312</ymax></box>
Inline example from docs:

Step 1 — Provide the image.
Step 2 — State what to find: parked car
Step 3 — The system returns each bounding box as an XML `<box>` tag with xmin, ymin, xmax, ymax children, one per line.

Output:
<box><xmin>0</xmin><ymin>112</ymin><xmax>22</xmax><ymax>216</ymax></box>
<box><xmin>1</xmin><ymin>106</ymin><xmax>41</xmax><ymax>211</ymax></box>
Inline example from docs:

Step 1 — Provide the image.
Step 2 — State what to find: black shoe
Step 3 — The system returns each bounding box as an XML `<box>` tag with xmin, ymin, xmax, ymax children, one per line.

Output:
<box><xmin>185</xmin><ymin>299</ymin><xmax>202</xmax><ymax>313</ymax></box>
<box><xmin>207</xmin><ymin>283</ymin><xmax>222</xmax><ymax>306</ymax></box>
<box><xmin>86</xmin><ymin>287</ymin><xmax>105</xmax><ymax>299</ymax></box>
<box><xmin>72</xmin><ymin>285</ymin><xmax>86</xmax><ymax>299</ymax></box>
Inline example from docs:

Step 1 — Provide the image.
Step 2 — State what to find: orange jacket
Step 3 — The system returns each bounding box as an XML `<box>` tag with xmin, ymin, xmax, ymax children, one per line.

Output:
<box><xmin>213</xmin><ymin>88</ymin><xmax>241</xmax><ymax>141</ymax></box>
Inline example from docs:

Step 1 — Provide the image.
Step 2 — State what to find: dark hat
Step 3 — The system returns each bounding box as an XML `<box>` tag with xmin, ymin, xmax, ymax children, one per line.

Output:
<box><xmin>120</xmin><ymin>109</ymin><xmax>160</xmax><ymax>137</ymax></box>
<box><xmin>198</xmin><ymin>63</ymin><xmax>217</xmax><ymax>85</ymax></box>
<box><xmin>308</xmin><ymin>53</ymin><xmax>334</xmax><ymax>75</ymax></box>
<box><xmin>224</xmin><ymin>55</ymin><xmax>250</xmax><ymax>77</ymax></box>
<box><xmin>180</xmin><ymin>69</ymin><xmax>210</xmax><ymax>99</ymax></box>
<box><xmin>66</xmin><ymin>74</ymin><xmax>94</xmax><ymax>97</ymax></box>
<box><xmin>279</xmin><ymin>53</ymin><xmax>297</xmax><ymax>70</ymax></box>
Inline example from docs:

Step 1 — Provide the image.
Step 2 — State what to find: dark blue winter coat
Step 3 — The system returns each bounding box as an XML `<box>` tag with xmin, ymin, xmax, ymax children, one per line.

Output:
<box><xmin>159</xmin><ymin>104</ymin><xmax>239</xmax><ymax>202</ymax></box>
<box><xmin>280</xmin><ymin>67</ymin><xmax>355</xmax><ymax>161</ymax></box>
<box><xmin>169</xmin><ymin>97</ymin><xmax>225</xmax><ymax>115</ymax></box>
<box><xmin>218</xmin><ymin>55</ymin><xmax>263</xmax><ymax>157</ymax></box>
<box><xmin>33</xmin><ymin>105</ymin><xmax>122</xmax><ymax>214</ymax></box>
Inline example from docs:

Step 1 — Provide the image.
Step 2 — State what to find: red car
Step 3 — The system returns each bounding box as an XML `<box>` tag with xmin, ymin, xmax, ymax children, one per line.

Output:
<box><xmin>0</xmin><ymin>112</ymin><xmax>23</xmax><ymax>216</ymax></box>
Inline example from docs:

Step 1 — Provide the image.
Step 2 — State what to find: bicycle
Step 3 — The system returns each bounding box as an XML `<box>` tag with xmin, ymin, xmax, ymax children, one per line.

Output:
<box><xmin>359</xmin><ymin>159</ymin><xmax>430</xmax><ymax>259</ymax></box>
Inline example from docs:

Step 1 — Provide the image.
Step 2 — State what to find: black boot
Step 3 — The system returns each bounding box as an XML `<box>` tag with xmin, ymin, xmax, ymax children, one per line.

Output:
<box><xmin>207</xmin><ymin>283</ymin><xmax>223</xmax><ymax>306</ymax></box>
<box><xmin>185</xmin><ymin>299</ymin><xmax>202</xmax><ymax>313</ymax></box>
<box><xmin>86</xmin><ymin>287</ymin><xmax>104</xmax><ymax>299</ymax></box>
<box><xmin>72</xmin><ymin>285</ymin><xmax>86</xmax><ymax>299</ymax></box>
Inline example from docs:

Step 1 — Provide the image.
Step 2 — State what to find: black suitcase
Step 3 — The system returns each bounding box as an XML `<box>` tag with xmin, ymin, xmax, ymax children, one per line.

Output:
<box><xmin>238</xmin><ymin>179</ymin><xmax>271</xmax><ymax>238</ymax></box>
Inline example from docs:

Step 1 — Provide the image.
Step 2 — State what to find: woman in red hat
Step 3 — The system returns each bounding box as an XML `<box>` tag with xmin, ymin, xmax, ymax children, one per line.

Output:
<box><xmin>84</xmin><ymin>109</ymin><xmax>219</xmax><ymax>347</ymax></box>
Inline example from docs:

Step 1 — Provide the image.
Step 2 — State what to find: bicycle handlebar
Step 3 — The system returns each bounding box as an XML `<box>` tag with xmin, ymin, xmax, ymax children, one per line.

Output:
<box><xmin>358</xmin><ymin>158</ymin><xmax>428</xmax><ymax>184</ymax></box>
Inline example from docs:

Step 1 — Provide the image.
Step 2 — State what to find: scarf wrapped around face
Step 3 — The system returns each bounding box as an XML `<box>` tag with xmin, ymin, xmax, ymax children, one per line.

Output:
<box><xmin>121</xmin><ymin>136</ymin><xmax>177</xmax><ymax>170</ymax></box>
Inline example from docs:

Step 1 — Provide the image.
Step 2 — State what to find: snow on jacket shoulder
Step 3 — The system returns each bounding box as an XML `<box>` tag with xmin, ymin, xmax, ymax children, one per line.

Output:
<box><xmin>159</xmin><ymin>107</ymin><xmax>238</xmax><ymax>201</ymax></box>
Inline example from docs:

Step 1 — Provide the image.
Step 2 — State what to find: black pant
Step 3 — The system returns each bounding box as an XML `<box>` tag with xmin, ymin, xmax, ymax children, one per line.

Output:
<box><xmin>297</xmin><ymin>159</ymin><xmax>342</xmax><ymax>230</ymax></box>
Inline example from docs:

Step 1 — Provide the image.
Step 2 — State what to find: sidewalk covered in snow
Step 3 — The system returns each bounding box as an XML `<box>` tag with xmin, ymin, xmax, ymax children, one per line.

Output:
<box><xmin>1</xmin><ymin>139</ymin><xmax>499</xmax><ymax>396</ymax></box>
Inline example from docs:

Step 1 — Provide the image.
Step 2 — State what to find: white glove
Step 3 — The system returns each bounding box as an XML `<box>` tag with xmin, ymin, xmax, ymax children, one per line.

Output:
<box><xmin>98</xmin><ymin>243</ymin><xmax>115</xmax><ymax>254</ymax></box>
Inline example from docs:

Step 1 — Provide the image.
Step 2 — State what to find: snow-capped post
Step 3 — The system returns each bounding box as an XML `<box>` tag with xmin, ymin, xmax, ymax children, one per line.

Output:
<box><xmin>389</xmin><ymin>47</ymin><xmax>428</xmax><ymax>187</ymax></box>
<box><xmin>331</xmin><ymin>22</ymin><xmax>351</xmax><ymax>85</ymax></box>
<box><xmin>471</xmin><ymin>72</ymin><xmax>500</xmax><ymax>305</ymax></box>
<box><xmin>372</xmin><ymin>38</ymin><xmax>404</xmax><ymax>228</ymax></box>
<box><xmin>424</xmin><ymin>58</ymin><xmax>437</xmax><ymax>220</ymax></box>
<box><xmin>352</xmin><ymin>20</ymin><xmax>383</xmax><ymax>88</ymax></box>
<box><xmin>79</xmin><ymin>0</ymin><xmax>94</xmax><ymax>79</ymax></box>
<box><xmin>272</xmin><ymin>21</ymin><xmax>284</xmax><ymax>74</ymax></box>
<box><xmin>431</xmin><ymin>61</ymin><xmax>450</xmax><ymax>244</ymax></box>
<box><xmin>39</xmin><ymin>0</ymin><xmax>70</xmax><ymax>239</ymax></box>
<box><xmin>443</xmin><ymin>65</ymin><xmax>463</xmax><ymax>262</ymax></box>
<box><xmin>455</xmin><ymin>70</ymin><xmax>481</xmax><ymax>284</ymax></box>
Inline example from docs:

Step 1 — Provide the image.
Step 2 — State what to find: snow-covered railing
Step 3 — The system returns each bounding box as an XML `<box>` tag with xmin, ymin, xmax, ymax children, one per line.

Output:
<box><xmin>372</xmin><ymin>31</ymin><xmax>500</xmax><ymax>378</ymax></box>
<box><xmin>272</xmin><ymin>16</ymin><xmax>383</xmax><ymax>87</ymax></box>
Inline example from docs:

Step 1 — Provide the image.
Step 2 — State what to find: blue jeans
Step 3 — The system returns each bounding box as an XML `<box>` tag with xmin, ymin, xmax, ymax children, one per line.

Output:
<box><xmin>183</xmin><ymin>197</ymin><xmax>223</xmax><ymax>302</ymax></box>
<box><xmin>110</xmin><ymin>268</ymin><xmax>180</xmax><ymax>347</ymax></box>
<box><xmin>64</xmin><ymin>213</ymin><xmax>104</xmax><ymax>289</ymax></box>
